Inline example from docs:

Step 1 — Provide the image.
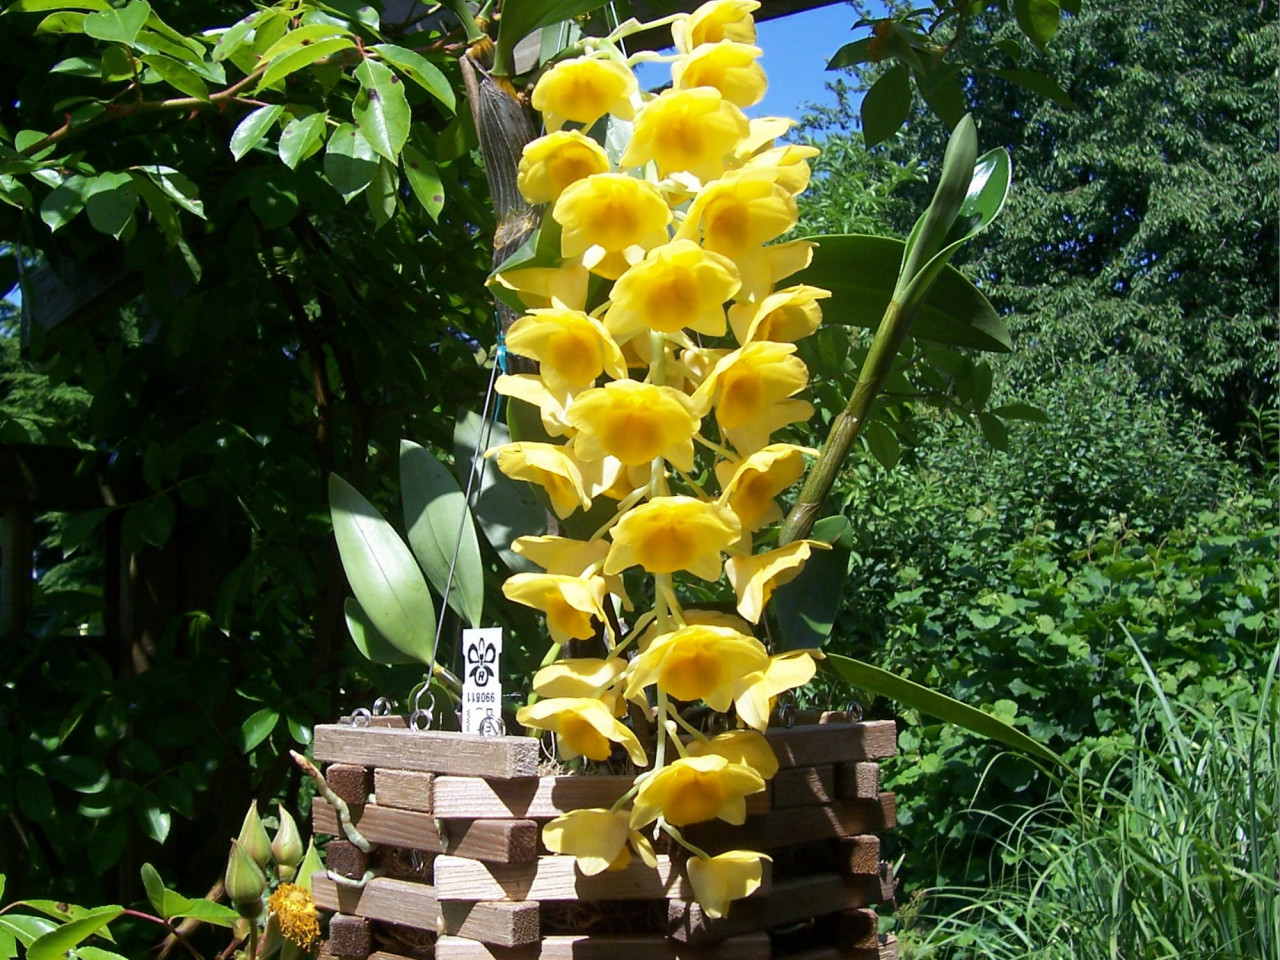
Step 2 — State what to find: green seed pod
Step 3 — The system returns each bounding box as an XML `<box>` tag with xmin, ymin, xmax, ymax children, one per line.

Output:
<box><xmin>272</xmin><ymin>805</ymin><xmax>305</xmax><ymax>880</ymax></box>
<box><xmin>224</xmin><ymin>838</ymin><xmax>266</xmax><ymax>918</ymax></box>
<box><xmin>237</xmin><ymin>802</ymin><xmax>273</xmax><ymax>871</ymax></box>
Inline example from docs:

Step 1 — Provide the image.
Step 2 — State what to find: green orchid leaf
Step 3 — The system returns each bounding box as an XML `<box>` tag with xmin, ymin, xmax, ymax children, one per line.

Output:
<box><xmin>773</xmin><ymin>515</ymin><xmax>854</xmax><ymax>651</ymax></box>
<box><xmin>493</xmin><ymin>0</ymin><xmax>607</xmax><ymax>76</ymax></box>
<box><xmin>344</xmin><ymin>597</ymin><xmax>419</xmax><ymax>665</ymax></box>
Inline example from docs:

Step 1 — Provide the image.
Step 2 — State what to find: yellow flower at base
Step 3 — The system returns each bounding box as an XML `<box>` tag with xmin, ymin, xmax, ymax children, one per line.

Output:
<box><xmin>518</xmin><ymin>130</ymin><xmax>611</xmax><ymax>204</ymax></box>
<box><xmin>531</xmin><ymin>56</ymin><xmax>637</xmax><ymax>131</ymax></box>
<box><xmin>568</xmin><ymin>379</ymin><xmax>702</xmax><ymax>470</ymax></box>
<box><xmin>687</xmin><ymin>729</ymin><xmax>779</xmax><ymax>780</ymax></box>
<box><xmin>502</xmin><ymin>572</ymin><xmax>607</xmax><ymax>644</ymax></box>
<box><xmin>630</xmin><ymin>754</ymin><xmax>765</xmax><ymax>828</ymax></box>
<box><xmin>673</xmin><ymin>42</ymin><xmax>767</xmax><ymax>109</ymax></box>
<box><xmin>625</xmin><ymin>623</ymin><xmax>768</xmax><ymax>710</ymax></box>
<box><xmin>673</xmin><ymin>0</ymin><xmax>760</xmax><ymax>54</ymax></box>
<box><xmin>734</xmin><ymin>650</ymin><xmax>820</xmax><ymax>731</ymax></box>
<box><xmin>741</xmin><ymin>143</ymin><xmax>821</xmax><ymax>195</ymax></box>
<box><xmin>693</xmin><ymin>342</ymin><xmax>812</xmax><ymax>454</ymax></box>
<box><xmin>518</xmin><ymin>697</ymin><xmax>648</xmax><ymax>765</ymax></box>
<box><xmin>605</xmin><ymin>240</ymin><xmax>740</xmax><ymax>338</ymax></box>
<box><xmin>716</xmin><ymin>443</ymin><xmax>810</xmax><ymax>532</ymax></box>
<box><xmin>495</xmin><ymin>374</ymin><xmax>574</xmax><ymax>438</ymax></box>
<box><xmin>619</xmin><ymin>87</ymin><xmax>749</xmax><ymax>181</ymax></box>
<box><xmin>505</xmin><ymin>307</ymin><xmax>627</xmax><ymax>395</ymax></box>
<box><xmin>544</xmin><ymin>808</ymin><xmax>630</xmax><ymax>875</ymax></box>
<box><xmin>687</xmin><ymin>851</ymin><xmax>770</xmax><ymax>919</ymax></box>
<box><xmin>728</xmin><ymin>284</ymin><xmax>831</xmax><ymax>344</ymax></box>
<box><xmin>676</xmin><ymin>169</ymin><xmax>797</xmax><ymax>263</ymax></box>
<box><xmin>490</xmin><ymin>442</ymin><xmax>590</xmax><ymax>519</ymax></box>
<box><xmin>492</xmin><ymin>263</ymin><xmax>590</xmax><ymax>312</ymax></box>
<box><xmin>725</xmin><ymin>540</ymin><xmax>827</xmax><ymax>623</ymax></box>
<box><xmin>554</xmin><ymin>174</ymin><xmax>672</xmax><ymax>278</ymax></box>
<box><xmin>267</xmin><ymin>883</ymin><xmax>320</xmax><ymax>949</ymax></box>
<box><xmin>604</xmin><ymin>496</ymin><xmax>741</xmax><ymax>580</ymax></box>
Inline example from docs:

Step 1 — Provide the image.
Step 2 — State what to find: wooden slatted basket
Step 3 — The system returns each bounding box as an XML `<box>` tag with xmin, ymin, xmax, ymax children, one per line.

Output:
<box><xmin>310</xmin><ymin>715</ymin><xmax>898</xmax><ymax>960</ymax></box>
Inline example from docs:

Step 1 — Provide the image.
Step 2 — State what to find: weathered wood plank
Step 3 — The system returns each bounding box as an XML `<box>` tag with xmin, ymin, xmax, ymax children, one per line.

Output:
<box><xmin>432</xmin><ymin>775</ymin><xmax>768</xmax><ymax>819</ymax></box>
<box><xmin>325</xmin><ymin>764</ymin><xmax>372</xmax><ymax>805</ymax></box>
<box><xmin>327</xmin><ymin>914</ymin><xmax>372</xmax><ymax>957</ymax></box>
<box><xmin>837</xmin><ymin>908</ymin><xmax>879</xmax><ymax>950</ymax></box>
<box><xmin>325</xmin><ymin>840</ymin><xmax>371</xmax><ymax>880</ymax></box>
<box><xmin>433</xmin><ymin>932</ymin><xmax>772</xmax><ymax>959</ymax></box>
<box><xmin>313</xmin><ymin>799</ymin><xmax>537</xmax><ymax>862</ymax></box>
<box><xmin>837</xmin><ymin>762</ymin><xmax>881</xmax><ymax>800</ymax></box>
<box><xmin>765</xmin><ymin>721</ymin><xmax>896</xmax><ymax>768</ymax></box>
<box><xmin>685</xmin><ymin>796</ymin><xmax>895</xmax><ymax>853</ymax></box>
<box><xmin>314</xmin><ymin>724</ymin><xmax>539</xmax><ymax>778</ymax></box>
<box><xmin>439</xmin><ymin>899</ymin><xmax>540</xmax><ymax>947</ymax></box>
<box><xmin>770</xmin><ymin>766</ymin><xmax>836</xmax><ymax>808</ymax></box>
<box><xmin>842</xmin><ymin>835</ymin><xmax>880</xmax><ymax>876</ymax></box>
<box><xmin>311</xmin><ymin>873</ymin><xmax>438</xmax><ymax>929</ymax></box>
<box><xmin>668</xmin><ymin>873</ymin><xmax>885</xmax><ymax>943</ymax></box>
<box><xmin>434</xmin><ymin>854</ymin><xmax>772</xmax><ymax>902</ymax></box>
<box><xmin>373</xmin><ymin>769</ymin><xmax>434</xmax><ymax>812</ymax></box>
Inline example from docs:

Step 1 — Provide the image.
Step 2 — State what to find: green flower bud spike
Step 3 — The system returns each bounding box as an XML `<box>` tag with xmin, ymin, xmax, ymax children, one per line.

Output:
<box><xmin>296</xmin><ymin>839</ymin><xmax>324</xmax><ymax>894</ymax></box>
<box><xmin>225</xmin><ymin>838</ymin><xmax>266</xmax><ymax>918</ymax></box>
<box><xmin>237</xmin><ymin>801</ymin><xmax>273</xmax><ymax>871</ymax></box>
<box><xmin>272</xmin><ymin>805</ymin><xmax>305</xmax><ymax>881</ymax></box>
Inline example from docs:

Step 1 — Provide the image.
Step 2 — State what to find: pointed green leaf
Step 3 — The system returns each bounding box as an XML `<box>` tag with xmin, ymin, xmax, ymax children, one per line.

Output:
<box><xmin>27</xmin><ymin>907</ymin><xmax>123</xmax><ymax>960</ymax></box>
<box><xmin>400</xmin><ymin>440</ymin><xmax>484</xmax><ymax>628</ymax></box>
<box><xmin>344</xmin><ymin>597</ymin><xmax>419</xmax><ymax>665</ymax></box>
<box><xmin>861</xmin><ymin>63</ymin><xmax>911</xmax><ymax>147</ymax></box>
<box><xmin>976</xmin><ymin>411</ymin><xmax>1009</xmax><ymax>451</ymax></box>
<box><xmin>140</xmin><ymin>863</ymin><xmax>168</xmax><ymax>916</ymax></box>
<box><xmin>1013</xmin><ymin>0</ymin><xmax>1061</xmax><ymax>49</ymax></box>
<box><xmin>453</xmin><ymin>410</ymin><xmax>546</xmax><ymax>572</ymax></box>
<box><xmin>0</xmin><ymin>916</ymin><xmax>56</xmax><ymax>948</ymax></box>
<box><xmin>50</xmin><ymin>55</ymin><xmax>101</xmax><ymax>76</ymax></box>
<box><xmin>401</xmin><ymin>145</ymin><xmax>444</xmax><ymax>220</ymax></box>
<box><xmin>826</xmin><ymin>37</ymin><xmax>876</xmax><ymax>71</ymax></box>
<box><xmin>163</xmin><ymin>899</ymin><xmax>237</xmax><ymax>928</ymax></box>
<box><xmin>991</xmin><ymin>68</ymin><xmax>1077</xmax><ymax>109</ymax></box>
<box><xmin>917</xmin><ymin>63</ymin><xmax>966</xmax><ymax>128</ymax></box>
<box><xmin>76</xmin><ymin>947</ymin><xmax>131</xmax><ymax>960</ymax></box>
<box><xmin>82</xmin><ymin>0</ymin><xmax>147</xmax><ymax>45</ymax></box>
<box><xmin>990</xmin><ymin>402</ymin><xmax>1049</xmax><ymax>423</ymax></box>
<box><xmin>824</xmin><ymin>653</ymin><xmax>1065</xmax><ymax>767</ymax></box>
<box><xmin>257</xmin><ymin>23</ymin><xmax>352</xmax><ymax>63</ymax></box>
<box><xmin>129</xmin><ymin>172</ymin><xmax>180</xmax><ymax>245</ymax></box>
<box><xmin>240</xmin><ymin>707</ymin><xmax>278</xmax><ymax>752</ymax></box>
<box><xmin>255</xmin><ymin>36</ymin><xmax>354</xmax><ymax>92</ymax></box>
<box><xmin>323</xmin><ymin>123</ymin><xmax>379</xmax><ymax>201</ymax></box>
<box><xmin>493</xmin><ymin>0</ymin><xmax>606</xmax><ymax>75</ymax></box>
<box><xmin>84</xmin><ymin>172</ymin><xmax>137</xmax><ymax>239</ymax></box>
<box><xmin>863</xmin><ymin>420</ymin><xmax>900</xmax><ymax>469</ymax></box>
<box><xmin>5</xmin><ymin>0</ymin><xmax>106</xmax><ymax>11</ymax></box>
<box><xmin>365</xmin><ymin>157</ymin><xmax>397</xmax><ymax>229</ymax></box>
<box><xmin>329</xmin><ymin>473</ymin><xmax>437</xmax><ymax>663</ymax></box>
<box><xmin>211</xmin><ymin>10</ymin><xmax>263</xmax><ymax>62</ymax></box>
<box><xmin>40</xmin><ymin>173</ymin><xmax>89</xmax><ymax>231</ymax></box>
<box><xmin>371</xmin><ymin>43</ymin><xmax>455</xmax><ymax>112</ymax></box>
<box><xmin>354</xmin><ymin>58</ymin><xmax>410</xmax><ymax>163</ymax></box>
<box><xmin>141</xmin><ymin>55</ymin><xmax>207</xmax><ymax>99</ymax></box>
<box><xmin>136</xmin><ymin>792</ymin><xmax>171</xmax><ymax>843</ymax></box>
<box><xmin>229</xmin><ymin>104</ymin><xmax>284</xmax><ymax>161</ymax></box>
<box><xmin>277</xmin><ymin>112</ymin><xmax>328</xmax><ymax>170</ymax></box>
<box><xmin>773</xmin><ymin>516</ymin><xmax>854</xmax><ymax>651</ymax></box>
<box><xmin>138</xmin><ymin>165</ymin><xmax>204</xmax><ymax>218</ymax></box>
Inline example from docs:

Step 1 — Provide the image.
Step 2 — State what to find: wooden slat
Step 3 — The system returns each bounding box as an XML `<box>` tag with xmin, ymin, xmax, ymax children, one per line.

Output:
<box><xmin>842</xmin><ymin>836</ymin><xmax>880</xmax><ymax>876</ymax></box>
<box><xmin>837</xmin><ymin>762</ymin><xmax>880</xmax><ymax>800</ymax></box>
<box><xmin>314</xmin><ymin>724</ymin><xmax>539</xmax><ymax>778</ymax></box>
<box><xmin>770</xmin><ymin>766</ymin><xmax>836</xmax><ymax>808</ymax></box>
<box><xmin>773</xmin><ymin>937</ymin><xmax>897</xmax><ymax>960</ymax></box>
<box><xmin>326</xmin><ymin>764</ymin><xmax>372</xmax><ymax>805</ymax></box>
<box><xmin>685</xmin><ymin>796</ymin><xmax>894</xmax><ymax>853</ymax></box>
<box><xmin>373</xmin><ymin>769</ymin><xmax>434</xmax><ymax>812</ymax></box>
<box><xmin>435</xmin><ymin>932</ymin><xmax>772</xmax><ymax>959</ymax></box>
<box><xmin>433</xmin><ymin>775</ymin><xmax>768</xmax><ymax>819</ymax></box>
<box><xmin>439</xmin><ymin>899</ymin><xmax>540</xmax><ymax>947</ymax></box>
<box><xmin>311</xmin><ymin>873</ymin><xmax>438</xmax><ymax>929</ymax></box>
<box><xmin>669</xmin><ymin>873</ymin><xmax>884</xmax><ymax>943</ymax></box>
<box><xmin>313</xmin><ymin>799</ymin><xmax>538</xmax><ymax>862</ymax></box>
<box><xmin>837</xmin><ymin>908</ymin><xmax>879</xmax><ymax>950</ymax></box>
<box><xmin>765</xmin><ymin>721</ymin><xmax>896</xmax><ymax>768</ymax></box>
<box><xmin>318</xmin><ymin>947</ymin><xmax>415</xmax><ymax>960</ymax></box>
<box><xmin>434</xmin><ymin>854</ymin><xmax>772</xmax><ymax>902</ymax></box>
<box><xmin>327</xmin><ymin>914</ymin><xmax>372</xmax><ymax>956</ymax></box>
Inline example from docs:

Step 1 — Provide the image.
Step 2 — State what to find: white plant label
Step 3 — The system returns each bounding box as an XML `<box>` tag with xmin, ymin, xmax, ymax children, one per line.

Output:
<box><xmin>462</xmin><ymin>627</ymin><xmax>503</xmax><ymax>736</ymax></box>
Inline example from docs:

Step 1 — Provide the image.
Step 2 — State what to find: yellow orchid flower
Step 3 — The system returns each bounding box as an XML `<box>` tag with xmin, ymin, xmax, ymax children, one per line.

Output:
<box><xmin>517</xmin><ymin>696</ymin><xmax>648</xmax><ymax>765</ymax></box>
<box><xmin>733</xmin><ymin>115</ymin><xmax>795</xmax><ymax>160</ymax></box>
<box><xmin>625</xmin><ymin>623</ymin><xmax>769</xmax><ymax>710</ymax></box>
<box><xmin>502</xmin><ymin>572</ymin><xmax>608</xmax><ymax>644</ymax></box>
<box><xmin>491</xmin><ymin>263</ymin><xmax>590</xmax><ymax>312</ymax></box>
<box><xmin>495</xmin><ymin>374</ymin><xmax>575</xmax><ymax>437</ymax></box>
<box><xmin>687</xmin><ymin>728</ymin><xmax>779</xmax><ymax>780</ymax></box>
<box><xmin>630</xmin><ymin>754</ymin><xmax>765</xmax><ymax>828</ymax></box>
<box><xmin>553</xmin><ymin>173</ymin><xmax>672</xmax><ymax>278</ymax></box>
<box><xmin>542</xmin><ymin>808</ymin><xmax>631</xmax><ymax>875</ymax></box>
<box><xmin>676</xmin><ymin>169</ymin><xmax>797</xmax><ymax>263</ymax></box>
<box><xmin>505</xmin><ymin>307</ymin><xmax>627</xmax><ymax>395</ymax></box>
<box><xmin>514</xmin><ymin>534</ymin><xmax>629</xmax><ymax>609</ymax></box>
<box><xmin>618</xmin><ymin>87</ymin><xmax>749</xmax><ymax>182</ymax></box>
<box><xmin>489</xmin><ymin>442</ymin><xmax>591</xmax><ymax>519</ymax></box>
<box><xmin>726</xmin><ymin>238</ymin><xmax>819</xmax><ymax>305</ymax></box>
<box><xmin>672</xmin><ymin>0</ymin><xmax>760</xmax><ymax>54</ymax></box>
<box><xmin>604</xmin><ymin>496</ymin><xmax>741</xmax><ymax>580</ymax></box>
<box><xmin>728</xmin><ymin>284</ymin><xmax>830</xmax><ymax>344</ymax></box>
<box><xmin>716</xmin><ymin>443</ymin><xmax>810</xmax><ymax>532</ymax></box>
<box><xmin>733</xmin><ymin>650</ymin><xmax>820</xmax><ymax>731</ymax></box>
<box><xmin>629</xmin><ymin>607</ymin><xmax>755</xmax><ymax>652</ymax></box>
<box><xmin>686</xmin><ymin>850</ymin><xmax>771</xmax><ymax>919</ymax></box>
<box><xmin>531</xmin><ymin>56</ymin><xmax>637</xmax><ymax>132</ymax></box>
<box><xmin>567</xmin><ymin>379</ymin><xmax>702</xmax><ymax>470</ymax></box>
<box><xmin>725</xmin><ymin>540</ymin><xmax>827</xmax><ymax>623</ymax></box>
<box><xmin>604</xmin><ymin>239</ymin><xmax>740</xmax><ymax>338</ymax></box>
<box><xmin>534</xmin><ymin>658</ymin><xmax>629</xmax><ymax>716</ymax></box>
<box><xmin>693</xmin><ymin>341</ymin><xmax>811</xmax><ymax>454</ymax></box>
<box><xmin>673</xmin><ymin>42</ymin><xmax>767</xmax><ymax>109</ymax></box>
<box><xmin>517</xmin><ymin>130</ymin><xmax>612</xmax><ymax>205</ymax></box>
<box><xmin>741</xmin><ymin>143</ymin><xmax>821</xmax><ymax>195</ymax></box>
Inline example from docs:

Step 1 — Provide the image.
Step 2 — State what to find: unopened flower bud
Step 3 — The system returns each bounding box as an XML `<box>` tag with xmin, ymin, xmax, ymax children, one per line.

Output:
<box><xmin>237</xmin><ymin>802</ymin><xmax>273</xmax><ymax>871</ymax></box>
<box><xmin>296</xmin><ymin>839</ymin><xmax>324</xmax><ymax>894</ymax></box>
<box><xmin>225</xmin><ymin>838</ymin><xmax>266</xmax><ymax>918</ymax></box>
<box><xmin>272</xmin><ymin>805</ymin><xmax>304</xmax><ymax>881</ymax></box>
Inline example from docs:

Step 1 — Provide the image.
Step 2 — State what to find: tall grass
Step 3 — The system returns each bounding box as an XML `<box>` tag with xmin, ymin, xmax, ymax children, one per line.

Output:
<box><xmin>903</xmin><ymin>637</ymin><xmax>1280</xmax><ymax>960</ymax></box>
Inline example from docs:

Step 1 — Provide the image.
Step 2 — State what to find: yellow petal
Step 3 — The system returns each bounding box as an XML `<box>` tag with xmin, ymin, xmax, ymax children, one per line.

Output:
<box><xmin>505</xmin><ymin>307</ymin><xmax>627</xmax><ymax>395</ymax></box>
<box><xmin>605</xmin><ymin>239</ymin><xmax>740</xmax><ymax>338</ymax></box>
<box><xmin>492</xmin><ymin>264</ymin><xmax>590</xmax><ymax>312</ymax></box>
<box><xmin>517</xmin><ymin>697</ymin><xmax>647</xmax><ymax>766</ymax></box>
<box><xmin>502</xmin><ymin>573</ymin><xmax>606</xmax><ymax>644</ymax></box>
<box><xmin>727</xmin><ymin>284</ymin><xmax>831</xmax><ymax>345</ymax></box>
<box><xmin>673</xmin><ymin>0</ymin><xmax>760</xmax><ymax>54</ymax></box>
<box><xmin>495</xmin><ymin>374</ymin><xmax>575</xmax><ymax>437</ymax></box>
<box><xmin>677</xmin><ymin>169</ymin><xmax>796</xmax><ymax>262</ymax></box>
<box><xmin>554</xmin><ymin>174</ymin><xmax>672</xmax><ymax>264</ymax></box>
<box><xmin>687</xmin><ymin>729</ymin><xmax>779</xmax><ymax>780</ymax></box>
<box><xmin>673</xmin><ymin>41</ymin><xmax>767</xmax><ymax>109</ymax></box>
<box><xmin>568</xmin><ymin>380</ymin><xmax>701</xmax><ymax>470</ymax></box>
<box><xmin>531</xmin><ymin>56</ymin><xmax>637</xmax><ymax>131</ymax></box>
<box><xmin>604</xmin><ymin>496</ymin><xmax>741</xmax><ymax>580</ymax></box>
<box><xmin>630</xmin><ymin>755</ymin><xmax>764</xmax><ymax>828</ymax></box>
<box><xmin>733</xmin><ymin>651</ymin><xmax>819</xmax><ymax>730</ymax></box>
<box><xmin>533</xmin><ymin>657</ymin><xmax>627</xmax><ymax>699</ymax></box>
<box><xmin>686</xmin><ymin>850</ymin><xmax>769</xmax><ymax>919</ymax></box>
<box><xmin>542</xmin><ymin>808</ymin><xmax>631</xmax><ymax>876</ymax></box>
<box><xmin>625</xmin><ymin>624</ymin><xmax>769</xmax><ymax>707</ymax></box>
<box><xmin>619</xmin><ymin>87</ymin><xmax>749</xmax><ymax>182</ymax></box>
<box><xmin>517</xmin><ymin>130</ymin><xmax>611</xmax><ymax>204</ymax></box>
<box><xmin>716</xmin><ymin>443</ymin><xmax>810</xmax><ymax>533</ymax></box>
<box><xmin>490</xmin><ymin>442</ymin><xmax>591</xmax><ymax>519</ymax></box>
<box><xmin>724</xmin><ymin>540</ymin><xmax>825</xmax><ymax>623</ymax></box>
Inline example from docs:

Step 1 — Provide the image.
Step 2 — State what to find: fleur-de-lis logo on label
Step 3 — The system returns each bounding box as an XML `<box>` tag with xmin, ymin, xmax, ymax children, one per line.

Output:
<box><xmin>467</xmin><ymin>637</ymin><xmax>497</xmax><ymax>685</ymax></box>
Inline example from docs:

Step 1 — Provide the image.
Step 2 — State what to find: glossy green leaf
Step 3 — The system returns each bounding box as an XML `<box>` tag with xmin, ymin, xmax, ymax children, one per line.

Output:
<box><xmin>861</xmin><ymin>63</ymin><xmax>911</xmax><ymax>147</ymax></box>
<box><xmin>793</xmin><ymin>234</ymin><xmax>1012</xmax><ymax>352</ymax></box>
<box><xmin>120</xmin><ymin>495</ymin><xmax>174</xmax><ymax>550</ymax></box>
<box><xmin>277</xmin><ymin>112</ymin><xmax>328</xmax><ymax>170</ymax></box>
<box><xmin>76</xmin><ymin>947</ymin><xmax>130</xmax><ymax>960</ymax></box>
<box><xmin>84</xmin><ymin>172</ymin><xmax>137</xmax><ymax>239</ymax></box>
<box><xmin>344</xmin><ymin>597</ymin><xmax>418</xmax><ymax>665</ymax></box>
<box><xmin>136</xmin><ymin>792</ymin><xmax>171</xmax><ymax>843</ymax></box>
<box><xmin>27</xmin><ymin>907</ymin><xmax>123</xmax><ymax>960</ymax></box>
<box><xmin>256</xmin><ymin>36</ymin><xmax>354</xmax><ymax>92</ymax></box>
<box><xmin>1013</xmin><ymin>0</ymin><xmax>1061</xmax><ymax>49</ymax></box>
<box><xmin>40</xmin><ymin>173</ymin><xmax>89</xmax><ymax>231</ymax></box>
<box><xmin>323</xmin><ymin>123</ymin><xmax>379</xmax><ymax>201</ymax></box>
<box><xmin>129</xmin><ymin>172</ymin><xmax>180</xmax><ymax>245</ymax></box>
<box><xmin>164</xmin><ymin>899</ymin><xmax>237</xmax><ymax>928</ymax></box>
<box><xmin>329</xmin><ymin>473</ymin><xmax>437</xmax><ymax>663</ymax></box>
<box><xmin>918</xmin><ymin>63</ymin><xmax>966</xmax><ymax>128</ymax></box>
<box><xmin>140</xmin><ymin>863</ymin><xmax>169</xmax><ymax>916</ymax></box>
<box><xmin>992</xmin><ymin>68</ymin><xmax>1077</xmax><ymax>109</ymax></box>
<box><xmin>229</xmin><ymin>104</ymin><xmax>284</xmax><ymax>161</ymax></box>
<box><xmin>0</xmin><ymin>916</ymin><xmax>56</xmax><ymax>948</ymax></box>
<box><xmin>354</xmin><ymin>58</ymin><xmax>410</xmax><ymax>163</ymax></box>
<box><xmin>366</xmin><ymin>157</ymin><xmax>397</xmax><ymax>229</ymax></box>
<box><xmin>50</xmin><ymin>55</ymin><xmax>100</xmax><ymax>76</ymax></box>
<box><xmin>402</xmin><ymin>145</ymin><xmax>444</xmax><ymax>220</ymax></box>
<box><xmin>138</xmin><ymin>165</ymin><xmax>204</xmax><ymax>217</ymax></box>
<box><xmin>5</xmin><ymin>0</ymin><xmax>107</xmax><ymax>10</ymax></box>
<box><xmin>211</xmin><ymin>9</ymin><xmax>262</xmax><ymax>62</ymax></box>
<box><xmin>400</xmin><ymin>440</ymin><xmax>484</xmax><ymax>629</ymax></box>
<box><xmin>493</xmin><ymin>0</ymin><xmax>606</xmax><ymax>75</ymax></box>
<box><xmin>773</xmin><ymin>516</ymin><xmax>854</xmax><ymax>651</ymax></box>
<box><xmin>257</xmin><ymin>23</ymin><xmax>352</xmax><ymax>62</ymax></box>
<box><xmin>824</xmin><ymin>653</ymin><xmax>1065</xmax><ymax>767</ymax></box>
<box><xmin>82</xmin><ymin>0</ymin><xmax>147</xmax><ymax>45</ymax></box>
<box><xmin>864</xmin><ymin>420</ymin><xmax>901</xmax><ymax>469</ymax></box>
<box><xmin>240</xmin><ymin>707</ymin><xmax>278</xmax><ymax>751</ymax></box>
<box><xmin>372</xmin><ymin>43</ymin><xmax>455</xmax><ymax>112</ymax></box>
<box><xmin>141</xmin><ymin>55</ymin><xmax>207</xmax><ymax>99</ymax></box>
<box><xmin>826</xmin><ymin>37</ymin><xmax>876</xmax><ymax>70</ymax></box>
